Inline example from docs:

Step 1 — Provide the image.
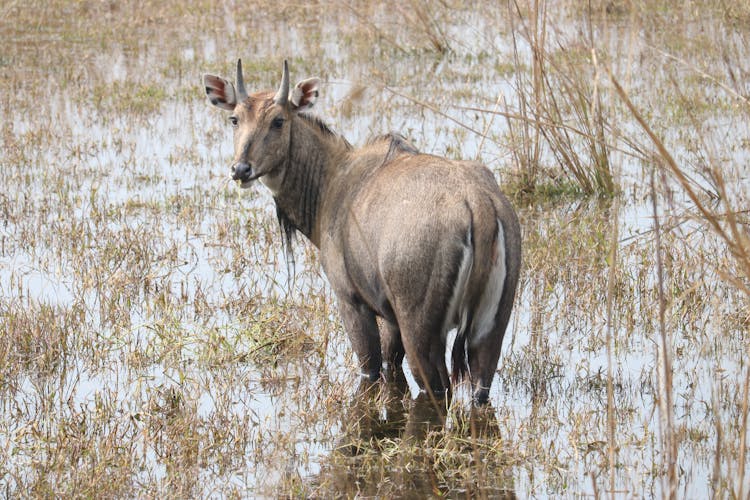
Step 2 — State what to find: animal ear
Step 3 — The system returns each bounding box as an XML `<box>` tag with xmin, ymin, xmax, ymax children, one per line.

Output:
<box><xmin>203</xmin><ymin>74</ymin><xmax>237</xmax><ymax>110</ymax></box>
<box><xmin>290</xmin><ymin>78</ymin><xmax>320</xmax><ymax>111</ymax></box>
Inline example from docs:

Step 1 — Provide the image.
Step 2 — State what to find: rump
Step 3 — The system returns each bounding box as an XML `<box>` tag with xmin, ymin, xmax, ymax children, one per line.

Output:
<box><xmin>451</xmin><ymin>216</ymin><xmax>508</xmax><ymax>383</ymax></box>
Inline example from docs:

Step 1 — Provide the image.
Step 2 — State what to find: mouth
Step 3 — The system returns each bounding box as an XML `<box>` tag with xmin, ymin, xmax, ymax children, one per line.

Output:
<box><xmin>232</xmin><ymin>174</ymin><xmax>255</xmax><ymax>189</ymax></box>
<box><xmin>231</xmin><ymin>161</ymin><xmax>261</xmax><ymax>189</ymax></box>
<box><xmin>232</xmin><ymin>168</ymin><xmax>261</xmax><ymax>189</ymax></box>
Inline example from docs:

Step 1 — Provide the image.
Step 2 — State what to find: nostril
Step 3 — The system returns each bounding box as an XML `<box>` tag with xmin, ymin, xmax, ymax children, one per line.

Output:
<box><xmin>232</xmin><ymin>162</ymin><xmax>251</xmax><ymax>180</ymax></box>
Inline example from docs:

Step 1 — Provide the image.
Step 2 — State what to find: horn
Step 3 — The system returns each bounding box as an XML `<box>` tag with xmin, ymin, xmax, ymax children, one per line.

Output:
<box><xmin>236</xmin><ymin>59</ymin><xmax>248</xmax><ymax>101</ymax></box>
<box><xmin>273</xmin><ymin>60</ymin><xmax>290</xmax><ymax>106</ymax></box>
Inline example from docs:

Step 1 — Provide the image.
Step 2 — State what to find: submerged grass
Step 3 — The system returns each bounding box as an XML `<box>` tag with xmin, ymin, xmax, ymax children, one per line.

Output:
<box><xmin>1</xmin><ymin>0</ymin><xmax>749</xmax><ymax>497</ymax></box>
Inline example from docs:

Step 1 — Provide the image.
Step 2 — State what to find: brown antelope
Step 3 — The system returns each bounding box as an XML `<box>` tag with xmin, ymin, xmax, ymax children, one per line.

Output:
<box><xmin>203</xmin><ymin>60</ymin><xmax>521</xmax><ymax>404</ymax></box>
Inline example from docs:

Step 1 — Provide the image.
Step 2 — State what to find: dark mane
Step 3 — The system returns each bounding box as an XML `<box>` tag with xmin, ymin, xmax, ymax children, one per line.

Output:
<box><xmin>275</xmin><ymin>126</ymin><xmax>415</xmax><ymax>274</ymax></box>
<box><xmin>368</xmin><ymin>132</ymin><xmax>420</xmax><ymax>166</ymax></box>
<box><xmin>276</xmin><ymin>112</ymin><xmax>349</xmax><ymax>278</ymax></box>
<box><xmin>298</xmin><ymin>112</ymin><xmax>352</xmax><ymax>146</ymax></box>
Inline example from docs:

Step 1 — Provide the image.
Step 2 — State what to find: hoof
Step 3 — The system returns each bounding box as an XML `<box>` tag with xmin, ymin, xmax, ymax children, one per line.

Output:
<box><xmin>472</xmin><ymin>387</ymin><xmax>490</xmax><ymax>406</ymax></box>
<box><xmin>418</xmin><ymin>387</ymin><xmax>449</xmax><ymax>400</ymax></box>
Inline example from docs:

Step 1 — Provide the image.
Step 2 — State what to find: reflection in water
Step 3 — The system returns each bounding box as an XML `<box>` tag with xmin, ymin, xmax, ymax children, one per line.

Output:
<box><xmin>308</xmin><ymin>378</ymin><xmax>516</xmax><ymax>498</ymax></box>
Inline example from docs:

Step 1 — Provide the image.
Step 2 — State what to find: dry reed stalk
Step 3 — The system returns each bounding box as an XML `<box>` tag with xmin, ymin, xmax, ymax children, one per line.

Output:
<box><xmin>506</xmin><ymin>0</ymin><xmax>622</xmax><ymax>196</ymax></box>
<box><xmin>609</xmin><ymin>75</ymin><xmax>748</xmax><ymax>269</ymax></box>
<box><xmin>604</xmin><ymin>192</ymin><xmax>619</xmax><ymax>500</ymax></box>
<box><xmin>506</xmin><ymin>0</ymin><xmax>548</xmax><ymax>193</ymax></box>
<box><xmin>650</xmin><ymin>166</ymin><xmax>678</xmax><ymax>499</ymax></box>
<box><xmin>455</xmin><ymin>103</ymin><xmax>646</xmax><ymax>162</ymax></box>
<box><xmin>594</xmin><ymin>36</ymin><xmax>620</xmax><ymax>496</ymax></box>
<box><xmin>738</xmin><ymin>365</ymin><xmax>750</xmax><ymax>499</ymax></box>
<box><xmin>534</xmin><ymin>48</ymin><xmax>614</xmax><ymax>195</ymax></box>
<box><xmin>610</xmin><ymin>67</ymin><xmax>750</xmax><ymax>499</ymax></box>
<box><xmin>712</xmin><ymin>381</ymin><xmax>723</xmax><ymax>499</ymax></box>
<box><xmin>406</xmin><ymin>0</ymin><xmax>452</xmax><ymax>55</ymax></box>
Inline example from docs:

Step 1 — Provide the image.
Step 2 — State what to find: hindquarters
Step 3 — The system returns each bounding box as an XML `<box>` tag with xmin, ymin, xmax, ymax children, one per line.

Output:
<box><xmin>451</xmin><ymin>202</ymin><xmax>521</xmax><ymax>404</ymax></box>
<box><xmin>379</xmin><ymin>191</ymin><xmax>520</xmax><ymax>403</ymax></box>
<box><xmin>335</xmin><ymin>154</ymin><xmax>520</xmax><ymax>401</ymax></box>
<box><xmin>378</xmin><ymin>212</ymin><xmax>474</xmax><ymax>397</ymax></box>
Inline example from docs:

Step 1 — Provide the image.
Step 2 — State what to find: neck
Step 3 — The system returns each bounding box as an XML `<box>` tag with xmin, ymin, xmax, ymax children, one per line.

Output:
<box><xmin>273</xmin><ymin>114</ymin><xmax>350</xmax><ymax>248</ymax></box>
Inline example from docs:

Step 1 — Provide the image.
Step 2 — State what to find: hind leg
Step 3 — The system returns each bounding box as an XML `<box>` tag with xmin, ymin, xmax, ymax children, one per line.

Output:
<box><xmin>468</xmin><ymin>338</ymin><xmax>502</xmax><ymax>404</ymax></box>
<box><xmin>407</xmin><ymin>348</ymin><xmax>448</xmax><ymax>397</ymax></box>
<box><xmin>380</xmin><ymin>319</ymin><xmax>404</xmax><ymax>369</ymax></box>
<box><xmin>380</xmin><ymin>319</ymin><xmax>406</xmax><ymax>383</ymax></box>
<box><xmin>400</xmin><ymin>324</ymin><xmax>449</xmax><ymax>397</ymax></box>
<box><xmin>338</xmin><ymin>299</ymin><xmax>382</xmax><ymax>381</ymax></box>
<box><xmin>468</xmin><ymin>287</ymin><xmax>516</xmax><ymax>404</ymax></box>
<box><xmin>429</xmin><ymin>337</ymin><xmax>451</xmax><ymax>396</ymax></box>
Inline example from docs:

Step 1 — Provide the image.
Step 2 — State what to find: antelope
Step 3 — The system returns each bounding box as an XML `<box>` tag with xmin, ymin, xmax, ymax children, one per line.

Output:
<box><xmin>203</xmin><ymin>60</ymin><xmax>521</xmax><ymax>404</ymax></box>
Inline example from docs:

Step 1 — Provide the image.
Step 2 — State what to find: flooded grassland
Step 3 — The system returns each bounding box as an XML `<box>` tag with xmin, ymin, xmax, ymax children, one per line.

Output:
<box><xmin>1</xmin><ymin>0</ymin><xmax>749</xmax><ymax>497</ymax></box>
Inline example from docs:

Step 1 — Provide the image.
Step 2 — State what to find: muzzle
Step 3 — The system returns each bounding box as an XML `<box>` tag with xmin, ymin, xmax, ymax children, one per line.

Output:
<box><xmin>232</xmin><ymin>162</ymin><xmax>263</xmax><ymax>187</ymax></box>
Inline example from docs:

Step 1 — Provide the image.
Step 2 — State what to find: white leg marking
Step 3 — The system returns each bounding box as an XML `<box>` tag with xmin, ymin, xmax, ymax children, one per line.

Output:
<box><xmin>469</xmin><ymin>220</ymin><xmax>506</xmax><ymax>347</ymax></box>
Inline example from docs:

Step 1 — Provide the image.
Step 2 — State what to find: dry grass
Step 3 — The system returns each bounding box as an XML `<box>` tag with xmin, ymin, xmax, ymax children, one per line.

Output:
<box><xmin>1</xmin><ymin>0</ymin><xmax>749</xmax><ymax>497</ymax></box>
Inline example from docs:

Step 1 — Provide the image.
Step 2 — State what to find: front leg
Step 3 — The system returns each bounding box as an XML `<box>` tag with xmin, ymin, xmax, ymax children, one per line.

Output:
<box><xmin>337</xmin><ymin>298</ymin><xmax>382</xmax><ymax>381</ymax></box>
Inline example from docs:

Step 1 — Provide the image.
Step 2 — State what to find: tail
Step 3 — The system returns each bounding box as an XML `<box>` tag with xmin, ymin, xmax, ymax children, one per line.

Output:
<box><xmin>448</xmin><ymin>225</ymin><xmax>473</xmax><ymax>384</ymax></box>
<box><xmin>451</xmin><ymin>217</ymin><xmax>507</xmax><ymax>384</ymax></box>
<box><xmin>451</xmin><ymin>318</ymin><xmax>470</xmax><ymax>384</ymax></box>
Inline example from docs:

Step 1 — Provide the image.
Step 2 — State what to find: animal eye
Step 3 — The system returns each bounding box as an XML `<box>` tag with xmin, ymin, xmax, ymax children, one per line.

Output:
<box><xmin>271</xmin><ymin>116</ymin><xmax>284</xmax><ymax>129</ymax></box>
<box><xmin>229</xmin><ymin>116</ymin><xmax>238</xmax><ymax>127</ymax></box>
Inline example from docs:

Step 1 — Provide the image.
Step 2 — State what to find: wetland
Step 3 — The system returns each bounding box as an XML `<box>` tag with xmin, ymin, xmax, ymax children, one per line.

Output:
<box><xmin>1</xmin><ymin>0</ymin><xmax>749</xmax><ymax>497</ymax></box>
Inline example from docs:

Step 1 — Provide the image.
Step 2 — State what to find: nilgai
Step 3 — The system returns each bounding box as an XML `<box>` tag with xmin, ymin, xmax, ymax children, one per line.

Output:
<box><xmin>203</xmin><ymin>60</ymin><xmax>521</xmax><ymax>403</ymax></box>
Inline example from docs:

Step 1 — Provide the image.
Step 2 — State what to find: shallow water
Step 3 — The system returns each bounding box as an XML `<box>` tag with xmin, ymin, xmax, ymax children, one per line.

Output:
<box><xmin>2</xmin><ymin>1</ymin><xmax>749</xmax><ymax>497</ymax></box>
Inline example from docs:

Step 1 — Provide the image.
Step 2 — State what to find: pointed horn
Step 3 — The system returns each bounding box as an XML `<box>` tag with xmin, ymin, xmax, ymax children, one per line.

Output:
<box><xmin>236</xmin><ymin>59</ymin><xmax>248</xmax><ymax>101</ymax></box>
<box><xmin>273</xmin><ymin>60</ymin><xmax>290</xmax><ymax>106</ymax></box>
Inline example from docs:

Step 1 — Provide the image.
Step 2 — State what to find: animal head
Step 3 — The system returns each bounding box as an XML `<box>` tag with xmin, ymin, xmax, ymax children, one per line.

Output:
<box><xmin>203</xmin><ymin>60</ymin><xmax>320</xmax><ymax>192</ymax></box>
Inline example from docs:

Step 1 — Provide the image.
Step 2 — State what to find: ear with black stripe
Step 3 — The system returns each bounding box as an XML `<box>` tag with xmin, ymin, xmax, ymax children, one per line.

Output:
<box><xmin>290</xmin><ymin>77</ymin><xmax>320</xmax><ymax>111</ymax></box>
<box><xmin>203</xmin><ymin>74</ymin><xmax>237</xmax><ymax>110</ymax></box>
